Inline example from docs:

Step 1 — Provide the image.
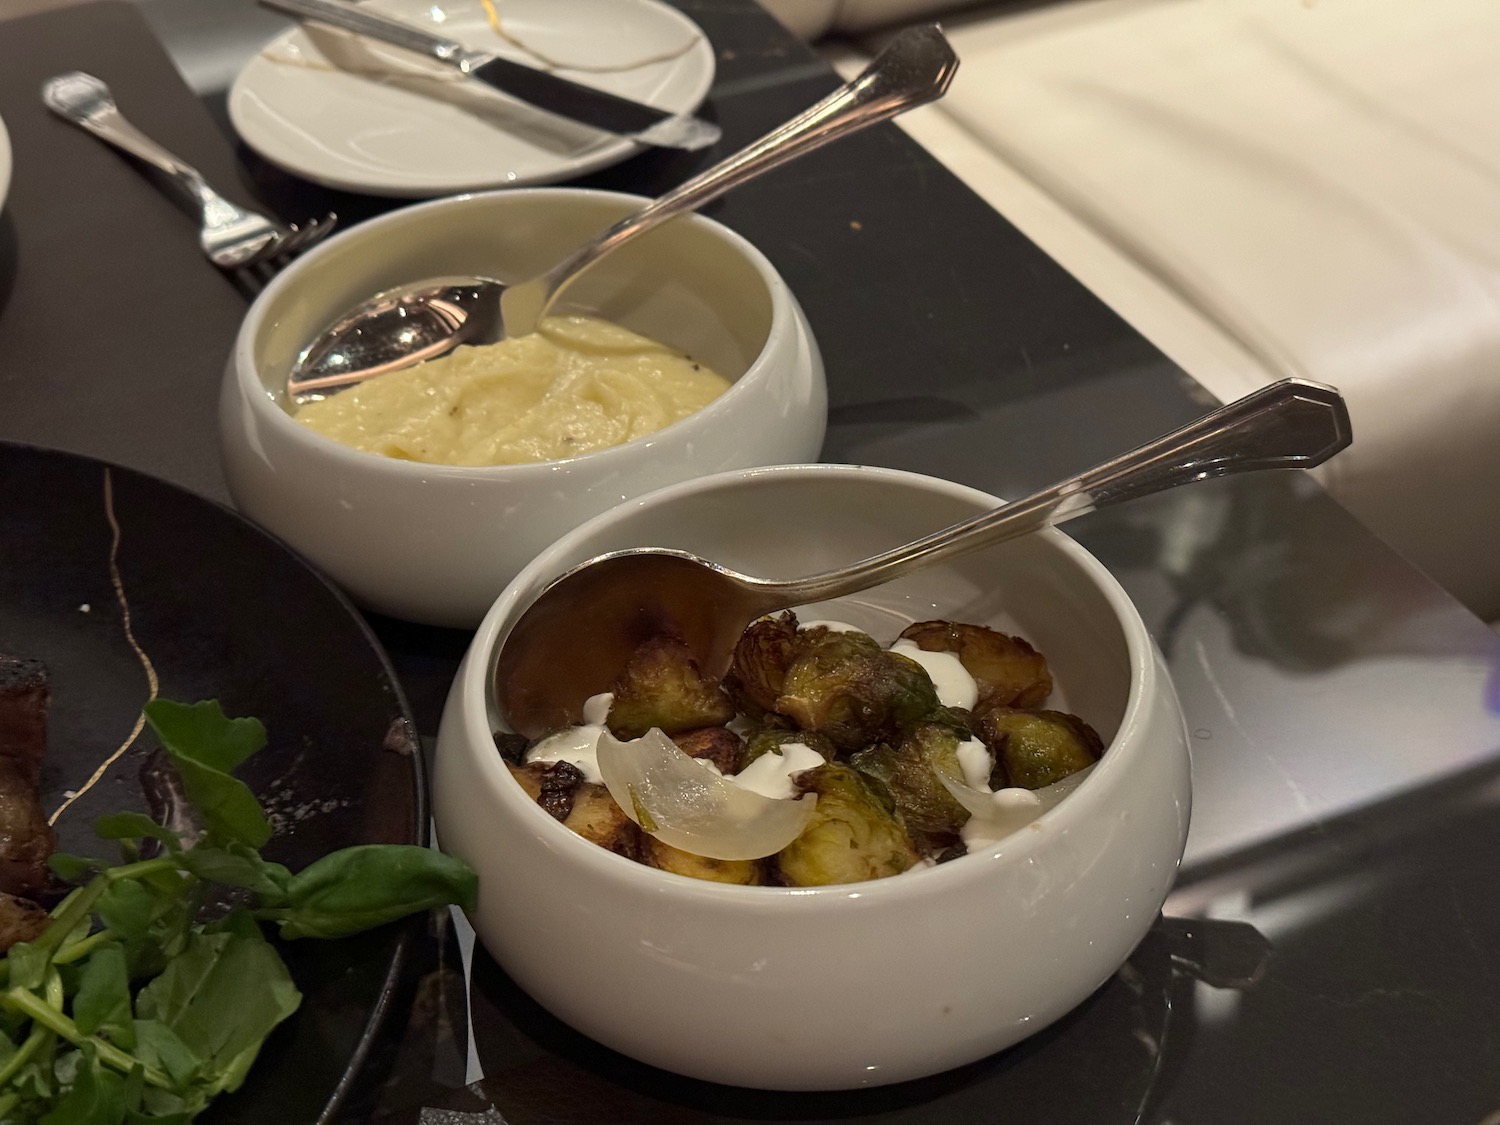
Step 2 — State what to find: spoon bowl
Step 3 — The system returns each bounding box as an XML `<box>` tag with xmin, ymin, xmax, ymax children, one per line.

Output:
<box><xmin>493</xmin><ymin>378</ymin><xmax>1351</xmax><ymax>737</ymax></box>
<box><xmin>285</xmin><ymin>23</ymin><xmax>958</xmax><ymax>403</ymax></box>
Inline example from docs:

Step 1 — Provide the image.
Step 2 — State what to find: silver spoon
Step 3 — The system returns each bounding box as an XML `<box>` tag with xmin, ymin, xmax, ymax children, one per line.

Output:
<box><xmin>491</xmin><ymin>378</ymin><xmax>1352</xmax><ymax>738</ymax></box>
<box><xmin>286</xmin><ymin>24</ymin><xmax>959</xmax><ymax>403</ymax></box>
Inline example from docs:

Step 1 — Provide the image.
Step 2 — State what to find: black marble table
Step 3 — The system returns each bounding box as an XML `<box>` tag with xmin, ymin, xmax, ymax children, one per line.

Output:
<box><xmin>3</xmin><ymin>2</ymin><xmax>1499</xmax><ymax>1121</ymax></box>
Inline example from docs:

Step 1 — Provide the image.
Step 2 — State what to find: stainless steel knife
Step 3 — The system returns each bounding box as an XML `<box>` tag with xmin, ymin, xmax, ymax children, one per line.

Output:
<box><xmin>257</xmin><ymin>0</ymin><xmax>720</xmax><ymax>151</ymax></box>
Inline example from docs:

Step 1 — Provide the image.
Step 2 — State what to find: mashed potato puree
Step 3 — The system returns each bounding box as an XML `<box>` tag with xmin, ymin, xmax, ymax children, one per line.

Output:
<box><xmin>294</xmin><ymin>315</ymin><xmax>731</xmax><ymax>466</ymax></box>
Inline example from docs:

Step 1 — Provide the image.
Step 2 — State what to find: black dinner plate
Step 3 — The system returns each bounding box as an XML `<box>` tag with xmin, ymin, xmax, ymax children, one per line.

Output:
<box><xmin>0</xmin><ymin>442</ymin><xmax>425</xmax><ymax>1122</ymax></box>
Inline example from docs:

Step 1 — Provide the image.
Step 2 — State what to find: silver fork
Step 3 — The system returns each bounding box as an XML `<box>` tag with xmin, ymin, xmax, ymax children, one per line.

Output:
<box><xmin>41</xmin><ymin>71</ymin><xmax>335</xmax><ymax>277</ymax></box>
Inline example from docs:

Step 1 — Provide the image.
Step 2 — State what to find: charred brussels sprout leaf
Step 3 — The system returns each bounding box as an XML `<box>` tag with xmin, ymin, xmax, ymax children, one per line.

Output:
<box><xmin>671</xmin><ymin>727</ymin><xmax>744</xmax><ymax>775</ymax></box>
<box><xmin>639</xmin><ymin>835</ymin><xmax>765</xmax><ymax>885</ymax></box>
<box><xmin>775</xmin><ymin>764</ymin><xmax>920</xmax><ymax>886</ymax></box>
<box><xmin>899</xmin><ymin>621</ymin><xmax>1053</xmax><ymax>710</ymax></box>
<box><xmin>774</xmin><ymin>632</ymin><xmax>939</xmax><ymax>751</ymax></box>
<box><xmin>979</xmin><ymin>707</ymin><xmax>1103</xmax><ymax>789</ymax></box>
<box><xmin>492</xmin><ymin>730</ymin><xmax>530</xmax><ymax>766</ymax></box>
<box><xmin>739</xmin><ymin>727</ymin><xmax>835</xmax><ymax>772</ymax></box>
<box><xmin>726</xmin><ymin>611</ymin><xmax>803</xmax><ymax>713</ymax></box>
<box><xmin>606</xmin><ymin>636</ymin><xmax>735</xmax><ymax>739</ymax></box>
<box><xmin>850</xmin><ymin>724</ymin><xmax>971</xmax><ymax>849</ymax></box>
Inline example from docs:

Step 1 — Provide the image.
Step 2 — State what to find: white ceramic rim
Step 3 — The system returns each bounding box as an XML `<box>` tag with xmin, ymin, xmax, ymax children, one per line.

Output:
<box><xmin>227</xmin><ymin>0</ymin><xmax>716</xmax><ymax>197</ymax></box>
<box><xmin>460</xmin><ymin>462</ymin><xmax>1159</xmax><ymax>910</ymax></box>
<box><xmin>234</xmin><ymin>187</ymin><xmax>799</xmax><ymax>484</ymax></box>
<box><xmin>0</xmin><ymin>112</ymin><xmax>11</xmax><ymax>215</ymax></box>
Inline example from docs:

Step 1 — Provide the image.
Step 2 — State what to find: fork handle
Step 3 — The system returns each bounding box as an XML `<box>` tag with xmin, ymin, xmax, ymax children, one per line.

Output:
<box><xmin>42</xmin><ymin>71</ymin><xmax>228</xmax><ymax>221</ymax></box>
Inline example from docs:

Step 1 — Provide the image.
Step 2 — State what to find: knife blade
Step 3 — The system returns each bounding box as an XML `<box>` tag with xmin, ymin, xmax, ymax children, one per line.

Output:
<box><xmin>257</xmin><ymin>0</ymin><xmax>720</xmax><ymax>151</ymax></box>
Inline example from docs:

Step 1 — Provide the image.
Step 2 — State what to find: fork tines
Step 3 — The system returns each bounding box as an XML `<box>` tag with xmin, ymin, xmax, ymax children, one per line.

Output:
<box><xmin>230</xmin><ymin>212</ymin><xmax>338</xmax><ymax>296</ymax></box>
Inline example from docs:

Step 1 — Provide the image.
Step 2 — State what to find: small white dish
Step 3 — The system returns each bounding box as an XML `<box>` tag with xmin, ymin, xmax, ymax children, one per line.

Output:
<box><xmin>228</xmin><ymin>0</ymin><xmax>715</xmax><ymax>197</ymax></box>
<box><xmin>220</xmin><ymin>187</ymin><xmax>826</xmax><ymax>627</ymax></box>
<box><xmin>0</xmin><ymin>112</ymin><xmax>11</xmax><ymax>213</ymax></box>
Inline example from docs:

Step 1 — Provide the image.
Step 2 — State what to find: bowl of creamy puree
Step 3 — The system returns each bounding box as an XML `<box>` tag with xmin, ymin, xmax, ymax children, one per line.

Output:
<box><xmin>220</xmin><ymin>188</ymin><xmax>826</xmax><ymax>627</ymax></box>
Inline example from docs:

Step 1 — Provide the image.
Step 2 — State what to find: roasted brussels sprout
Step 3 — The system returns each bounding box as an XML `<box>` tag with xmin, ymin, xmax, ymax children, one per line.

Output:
<box><xmin>739</xmin><ymin>727</ymin><xmax>835</xmax><ymax>773</ymax></box>
<box><xmin>726</xmin><ymin>611</ymin><xmax>802</xmax><ymax>713</ymax></box>
<box><xmin>899</xmin><ymin>621</ymin><xmax>1053</xmax><ymax>710</ymax></box>
<box><xmin>509</xmin><ymin>763</ymin><xmax>640</xmax><ymax>856</ymax></box>
<box><xmin>639</xmin><ymin>835</ymin><xmax>765</xmax><ymax>885</ymax></box>
<box><xmin>775</xmin><ymin>764</ymin><xmax>920</xmax><ymax>886</ymax></box>
<box><xmin>561</xmin><ymin>782</ymin><xmax>642</xmax><ymax>859</ymax></box>
<box><xmin>774</xmin><ymin>632</ymin><xmax>939</xmax><ymax>751</ymax></box>
<box><xmin>506</xmin><ymin>760</ymin><xmax>585</xmax><ymax>821</ymax></box>
<box><xmin>492</xmin><ymin>729</ymin><xmax>530</xmax><ymax>766</ymax></box>
<box><xmin>606</xmin><ymin>635</ymin><xmax>735</xmax><ymax>739</ymax></box>
<box><xmin>978</xmin><ymin>707</ymin><xmax>1102</xmax><ymax>790</ymax></box>
<box><xmin>850</xmin><ymin>723</ymin><xmax>971</xmax><ymax>849</ymax></box>
<box><xmin>513</xmin><ymin>609</ymin><xmax>1096</xmax><ymax>886</ymax></box>
<box><xmin>671</xmin><ymin>726</ymin><xmax>744</xmax><ymax>775</ymax></box>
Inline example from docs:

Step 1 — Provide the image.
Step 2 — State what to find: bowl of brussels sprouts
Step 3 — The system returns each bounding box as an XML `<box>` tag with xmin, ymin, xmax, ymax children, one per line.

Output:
<box><xmin>433</xmin><ymin>463</ymin><xmax>1192</xmax><ymax>1090</ymax></box>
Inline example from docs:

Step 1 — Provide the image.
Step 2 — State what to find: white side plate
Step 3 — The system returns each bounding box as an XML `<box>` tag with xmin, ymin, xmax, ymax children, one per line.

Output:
<box><xmin>228</xmin><ymin>0</ymin><xmax>715</xmax><ymax>197</ymax></box>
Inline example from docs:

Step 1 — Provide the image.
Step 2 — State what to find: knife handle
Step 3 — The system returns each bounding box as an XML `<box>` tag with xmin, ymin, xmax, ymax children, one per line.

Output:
<box><xmin>259</xmin><ymin>0</ymin><xmax>469</xmax><ymax>66</ymax></box>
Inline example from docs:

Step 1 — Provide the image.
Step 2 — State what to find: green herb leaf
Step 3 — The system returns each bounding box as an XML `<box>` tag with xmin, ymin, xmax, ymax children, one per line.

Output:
<box><xmin>47</xmin><ymin>853</ymin><xmax>102</xmax><ymax>884</ymax></box>
<box><xmin>93</xmin><ymin>814</ymin><xmax>181</xmax><ymax>853</ymax></box>
<box><xmin>130</xmin><ymin>1020</ymin><xmax>201</xmax><ymax>1089</ymax></box>
<box><xmin>133</xmin><ymin>926</ymin><xmax>300</xmax><ymax>1097</ymax></box>
<box><xmin>6</xmin><ymin>942</ymin><xmax>48</xmax><ymax>992</ymax></box>
<box><xmin>143</xmin><ymin>701</ymin><xmax>271</xmax><ymax>849</ymax></box>
<box><xmin>38</xmin><ymin>1043</ymin><xmax>132</xmax><ymax>1125</ymax></box>
<box><xmin>95</xmin><ymin>881</ymin><xmax>155</xmax><ymax>950</ymax></box>
<box><xmin>72</xmin><ymin>946</ymin><xmax>135</xmax><ymax>1051</ymax></box>
<box><xmin>178</xmin><ymin>844</ymin><xmax>292</xmax><ymax>905</ymax></box>
<box><xmin>141</xmin><ymin>700</ymin><xmax>265</xmax><ymax>775</ymax></box>
<box><xmin>271</xmin><ymin>845</ymin><xmax>478</xmax><ymax>940</ymax></box>
<box><xmin>163</xmin><ymin>757</ymin><xmax>270</xmax><ymax>851</ymax></box>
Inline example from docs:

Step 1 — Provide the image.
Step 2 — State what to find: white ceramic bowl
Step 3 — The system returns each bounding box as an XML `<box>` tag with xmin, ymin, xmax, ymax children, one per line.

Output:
<box><xmin>433</xmin><ymin>464</ymin><xmax>1192</xmax><ymax>1090</ymax></box>
<box><xmin>220</xmin><ymin>188</ymin><xmax>825</xmax><ymax>627</ymax></box>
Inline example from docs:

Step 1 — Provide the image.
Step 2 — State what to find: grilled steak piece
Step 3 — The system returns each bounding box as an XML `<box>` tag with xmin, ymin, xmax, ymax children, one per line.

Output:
<box><xmin>0</xmin><ymin>656</ymin><xmax>49</xmax><ymax>768</ymax></box>
<box><xmin>0</xmin><ymin>656</ymin><xmax>57</xmax><ymax>897</ymax></box>
<box><xmin>0</xmin><ymin>891</ymin><xmax>49</xmax><ymax>952</ymax></box>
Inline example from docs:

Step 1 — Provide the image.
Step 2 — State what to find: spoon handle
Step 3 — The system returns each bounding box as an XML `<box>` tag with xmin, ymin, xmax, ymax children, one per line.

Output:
<box><xmin>503</xmin><ymin>24</ymin><xmax>958</xmax><ymax>333</ymax></box>
<box><xmin>766</xmin><ymin>378</ymin><xmax>1352</xmax><ymax>605</ymax></box>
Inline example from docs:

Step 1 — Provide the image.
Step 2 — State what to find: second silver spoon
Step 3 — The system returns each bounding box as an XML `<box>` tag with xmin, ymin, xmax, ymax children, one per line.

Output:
<box><xmin>286</xmin><ymin>23</ymin><xmax>959</xmax><ymax>402</ymax></box>
<box><xmin>491</xmin><ymin>378</ymin><xmax>1353</xmax><ymax>738</ymax></box>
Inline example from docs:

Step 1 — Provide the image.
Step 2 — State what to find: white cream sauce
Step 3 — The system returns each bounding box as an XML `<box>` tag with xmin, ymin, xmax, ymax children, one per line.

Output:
<box><xmin>524</xmin><ymin>691</ymin><xmax>614</xmax><ymax>783</ymax></box>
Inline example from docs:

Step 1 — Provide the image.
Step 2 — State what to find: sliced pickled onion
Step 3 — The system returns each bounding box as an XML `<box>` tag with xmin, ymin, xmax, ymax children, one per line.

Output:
<box><xmin>940</xmin><ymin>763</ymin><xmax>1096</xmax><ymax>842</ymax></box>
<box><xmin>597</xmin><ymin>729</ymin><xmax>817</xmax><ymax>860</ymax></box>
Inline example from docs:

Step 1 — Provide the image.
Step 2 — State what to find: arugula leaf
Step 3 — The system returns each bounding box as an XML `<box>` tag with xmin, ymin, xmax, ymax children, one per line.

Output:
<box><xmin>270</xmin><ymin>845</ymin><xmax>478</xmax><ymax>940</ymax></box>
<box><xmin>158</xmin><ymin>756</ymin><xmax>269</xmax><ymax>851</ymax></box>
<box><xmin>1</xmin><ymin>696</ymin><xmax>479</xmax><ymax>1122</ymax></box>
<box><xmin>133</xmin><ymin>924</ymin><xmax>300</xmax><ymax>1097</ymax></box>
<box><xmin>130</xmin><ymin>1021</ymin><xmax>200</xmax><ymax>1089</ymax></box>
<box><xmin>72</xmin><ymin>947</ymin><xmax>134</xmax><ymax>1051</ymax></box>
<box><xmin>141</xmin><ymin>701</ymin><xmax>265</xmax><ymax>775</ymax></box>
<box><xmin>38</xmin><ymin>1043</ymin><xmax>133</xmax><ymax>1125</ymax></box>
<box><xmin>46</xmin><ymin>854</ymin><xmax>101</xmax><ymax>883</ymax></box>
<box><xmin>5</xmin><ymin>944</ymin><xmax>49</xmax><ymax>993</ymax></box>
<box><xmin>143</xmin><ymin>701</ymin><xmax>270</xmax><ymax>849</ymax></box>
<box><xmin>93</xmin><ymin>815</ymin><xmax>181</xmax><ymax>854</ymax></box>
<box><xmin>177</xmin><ymin>845</ymin><xmax>291</xmax><ymax>905</ymax></box>
<box><xmin>95</xmin><ymin>882</ymin><xmax>153</xmax><ymax>950</ymax></box>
